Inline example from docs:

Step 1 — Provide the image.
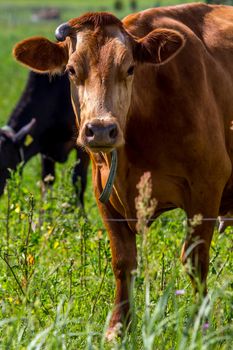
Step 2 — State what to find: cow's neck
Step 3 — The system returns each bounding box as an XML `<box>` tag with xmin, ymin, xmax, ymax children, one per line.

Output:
<box><xmin>124</xmin><ymin>62</ymin><xmax>180</xmax><ymax>167</ymax></box>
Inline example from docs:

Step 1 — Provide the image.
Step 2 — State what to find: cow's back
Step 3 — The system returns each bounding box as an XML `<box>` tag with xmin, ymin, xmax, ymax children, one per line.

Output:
<box><xmin>124</xmin><ymin>3</ymin><xmax>233</xmax><ymax>72</ymax></box>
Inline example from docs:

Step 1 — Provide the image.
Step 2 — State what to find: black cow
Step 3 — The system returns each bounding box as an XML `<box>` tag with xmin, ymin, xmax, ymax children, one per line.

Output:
<box><xmin>0</xmin><ymin>71</ymin><xmax>89</xmax><ymax>205</ymax></box>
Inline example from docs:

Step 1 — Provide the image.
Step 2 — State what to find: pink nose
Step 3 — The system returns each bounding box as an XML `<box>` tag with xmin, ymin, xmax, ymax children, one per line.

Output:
<box><xmin>84</xmin><ymin>122</ymin><xmax>118</xmax><ymax>147</ymax></box>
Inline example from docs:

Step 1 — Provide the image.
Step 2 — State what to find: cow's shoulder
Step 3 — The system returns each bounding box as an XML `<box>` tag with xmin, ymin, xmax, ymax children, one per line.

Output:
<box><xmin>123</xmin><ymin>3</ymin><xmax>233</xmax><ymax>47</ymax></box>
<box><xmin>123</xmin><ymin>3</ymin><xmax>209</xmax><ymax>36</ymax></box>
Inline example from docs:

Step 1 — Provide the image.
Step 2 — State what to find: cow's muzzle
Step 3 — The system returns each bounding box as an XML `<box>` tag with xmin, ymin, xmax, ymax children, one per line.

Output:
<box><xmin>82</xmin><ymin>120</ymin><xmax>120</xmax><ymax>152</ymax></box>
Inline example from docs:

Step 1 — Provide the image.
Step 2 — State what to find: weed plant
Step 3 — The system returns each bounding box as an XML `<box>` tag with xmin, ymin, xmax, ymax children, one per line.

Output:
<box><xmin>0</xmin><ymin>165</ymin><xmax>232</xmax><ymax>349</ymax></box>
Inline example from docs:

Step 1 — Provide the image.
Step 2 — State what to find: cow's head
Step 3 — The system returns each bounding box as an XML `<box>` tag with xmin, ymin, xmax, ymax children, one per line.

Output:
<box><xmin>0</xmin><ymin>120</ymin><xmax>35</xmax><ymax>194</ymax></box>
<box><xmin>13</xmin><ymin>12</ymin><xmax>185</xmax><ymax>153</ymax></box>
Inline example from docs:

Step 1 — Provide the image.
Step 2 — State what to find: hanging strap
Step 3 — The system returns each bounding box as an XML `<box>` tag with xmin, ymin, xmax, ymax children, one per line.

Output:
<box><xmin>99</xmin><ymin>149</ymin><xmax>118</xmax><ymax>204</ymax></box>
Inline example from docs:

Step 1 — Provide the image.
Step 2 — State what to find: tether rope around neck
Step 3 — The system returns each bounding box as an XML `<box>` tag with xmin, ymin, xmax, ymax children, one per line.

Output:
<box><xmin>99</xmin><ymin>149</ymin><xmax>117</xmax><ymax>204</ymax></box>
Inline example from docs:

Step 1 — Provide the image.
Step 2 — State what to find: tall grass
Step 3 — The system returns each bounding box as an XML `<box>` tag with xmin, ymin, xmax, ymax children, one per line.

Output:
<box><xmin>0</xmin><ymin>165</ymin><xmax>232</xmax><ymax>349</ymax></box>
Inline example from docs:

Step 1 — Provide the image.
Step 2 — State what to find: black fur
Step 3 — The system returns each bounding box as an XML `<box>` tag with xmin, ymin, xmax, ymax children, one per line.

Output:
<box><xmin>0</xmin><ymin>71</ymin><xmax>89</xmax><ymax>206</ymax></box>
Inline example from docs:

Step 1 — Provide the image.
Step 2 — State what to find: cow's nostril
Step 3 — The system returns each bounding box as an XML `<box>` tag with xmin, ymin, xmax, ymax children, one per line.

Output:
<box><xmin>85</xmin><ymin>124</ymin><xmax>94</xmax><ymax>137</ymax></box>
<box><xmin>109</xmin><ymin>125</ymin><xmax>118</xmax><ymax>139</ymax></box>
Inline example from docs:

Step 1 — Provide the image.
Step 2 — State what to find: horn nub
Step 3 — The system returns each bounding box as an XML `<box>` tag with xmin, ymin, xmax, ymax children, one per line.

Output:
<box><xmin>55</xmin><ymin>22</ymin><xmax>71</xmax><ymax>41</ymax></box>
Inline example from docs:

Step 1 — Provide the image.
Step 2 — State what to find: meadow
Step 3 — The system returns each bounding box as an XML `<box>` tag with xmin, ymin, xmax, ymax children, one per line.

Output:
<box><xmin>0</xmin><ymin>1</ymin><xmax>233</xmax><ymax>349</ymax></box>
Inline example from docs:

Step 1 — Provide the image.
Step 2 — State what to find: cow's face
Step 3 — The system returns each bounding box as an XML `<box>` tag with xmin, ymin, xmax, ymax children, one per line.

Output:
<box><xmin>67</xmin><ymin>27</ymin><xmax>134</xmax><ymax>152</ymax></box>
<box><xmin>13</xmin><ymin>13</ymin><xmax>185</xmax><ymax>153</ymax></box>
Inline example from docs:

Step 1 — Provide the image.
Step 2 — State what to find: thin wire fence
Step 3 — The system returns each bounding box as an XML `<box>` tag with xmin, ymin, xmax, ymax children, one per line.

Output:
<box><xmin>0</xmin><ymin>216</ymin><xmax>230</xmax><ymax>222</ymax></box>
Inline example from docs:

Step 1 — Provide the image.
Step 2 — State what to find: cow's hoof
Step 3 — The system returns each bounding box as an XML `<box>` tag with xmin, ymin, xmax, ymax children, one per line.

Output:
<box><xmin>105</xmin><ymin>322</ymin><xmax>122</xmax><ymax>342</ymax></box>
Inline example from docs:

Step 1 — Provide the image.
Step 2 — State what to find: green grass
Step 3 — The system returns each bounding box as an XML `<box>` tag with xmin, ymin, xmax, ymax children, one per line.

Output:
<box><xmin>1</xmin><ymin>1</ymin><xmax>233</xmax><ymax>349</ymax></box>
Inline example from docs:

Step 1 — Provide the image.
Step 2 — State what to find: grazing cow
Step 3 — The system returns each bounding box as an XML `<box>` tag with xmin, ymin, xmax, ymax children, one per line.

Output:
<box><xmin>0</xmin><ymin>71</ymin><xmax>89</xmax><ymax>206</ymax></box>
<box><xmin>13</xmin><ymin>3</ymin><xmax>233</xmax><ymax>337</ymax></box>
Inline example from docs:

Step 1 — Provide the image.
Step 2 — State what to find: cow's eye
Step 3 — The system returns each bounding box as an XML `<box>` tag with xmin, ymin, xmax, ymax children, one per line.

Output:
<box><xmin>127</xmin><ymin>65</ymin><xmax>135</xmax><ymax>76</ymax></box>
<box><xmin>66</xmin><ymin>65</ymin><xmax>76</xmax><ymax>76</ymax></box>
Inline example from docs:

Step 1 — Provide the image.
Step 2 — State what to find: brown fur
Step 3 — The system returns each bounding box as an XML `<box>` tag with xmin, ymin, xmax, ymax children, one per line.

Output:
<box><xmin>68</xmin><ymin>12</ymin><xmax>123</xmax><ymax>30</ymax></box>
<box><xmin>134</xmin><ymin>28</ymin><xmax>185</xmax><ymax>64</ymax></box>
<box><xmin>13</xmin><ymin>3</ymin><xmax>233</xmax><ymax>337</ymax></box>
<box><xmin>13</xmin><ymin>37</ymin><xmax>68</xmax><ymax>73</ymax></box>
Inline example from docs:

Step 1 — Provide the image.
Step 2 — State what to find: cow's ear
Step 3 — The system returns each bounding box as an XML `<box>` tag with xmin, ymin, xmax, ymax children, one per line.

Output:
<box><xmin>134</xmin><ymin>28</ymin><xmax>185</xmax><ymax>65</ymax></box>
<box><xmin>13</xmin><ymin>37</ymin><xmax>68</xmax><ymax>74</ymax></box>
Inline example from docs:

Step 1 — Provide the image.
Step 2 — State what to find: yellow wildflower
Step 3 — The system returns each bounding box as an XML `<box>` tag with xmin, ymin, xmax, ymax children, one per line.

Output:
<box><xmin>15</xmin><ymin>204</ymin><xmax>20</xmax><ymax>213</ymax></box>
<box><xmin>54</xmin><ymin>241</ymin><xmax>59</xmax><ymax>249</ymax></box>
<box><xmin>27</xmin><ymin>254</ymin><xmax>35</xmax><ymax>265</ymax></box>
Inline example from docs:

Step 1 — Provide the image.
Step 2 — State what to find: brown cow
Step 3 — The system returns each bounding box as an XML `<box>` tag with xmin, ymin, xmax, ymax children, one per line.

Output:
<box><xmin>13</xmin><ymin>3</ymin><xmax>233</xmax><ymax>339</ymax></box>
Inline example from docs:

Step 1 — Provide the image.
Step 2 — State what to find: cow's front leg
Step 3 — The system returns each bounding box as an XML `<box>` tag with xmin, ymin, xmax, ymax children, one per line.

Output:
<box><xmin>181</xmin><ymin>220</ymin><xmax>215</xmax><ymax>295</ymax></box>
<box><xmin>98</xmin><ymin>203</ymin><xmax>137</xmax><ymax>338</ymax></box>
<box><xmin>110</xmin><ymin>221</ymin><xmax>137</xmax><ymax>328</ymax></box>
<box><xmin>181</xmin><ymin>193</ymin><xmax>221</xmax><ymax>295</ymax></box>
<box><xmin>41</xmin><ymin>154</ymin><xmax>55</xmax><ymax>185</ymax></box>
